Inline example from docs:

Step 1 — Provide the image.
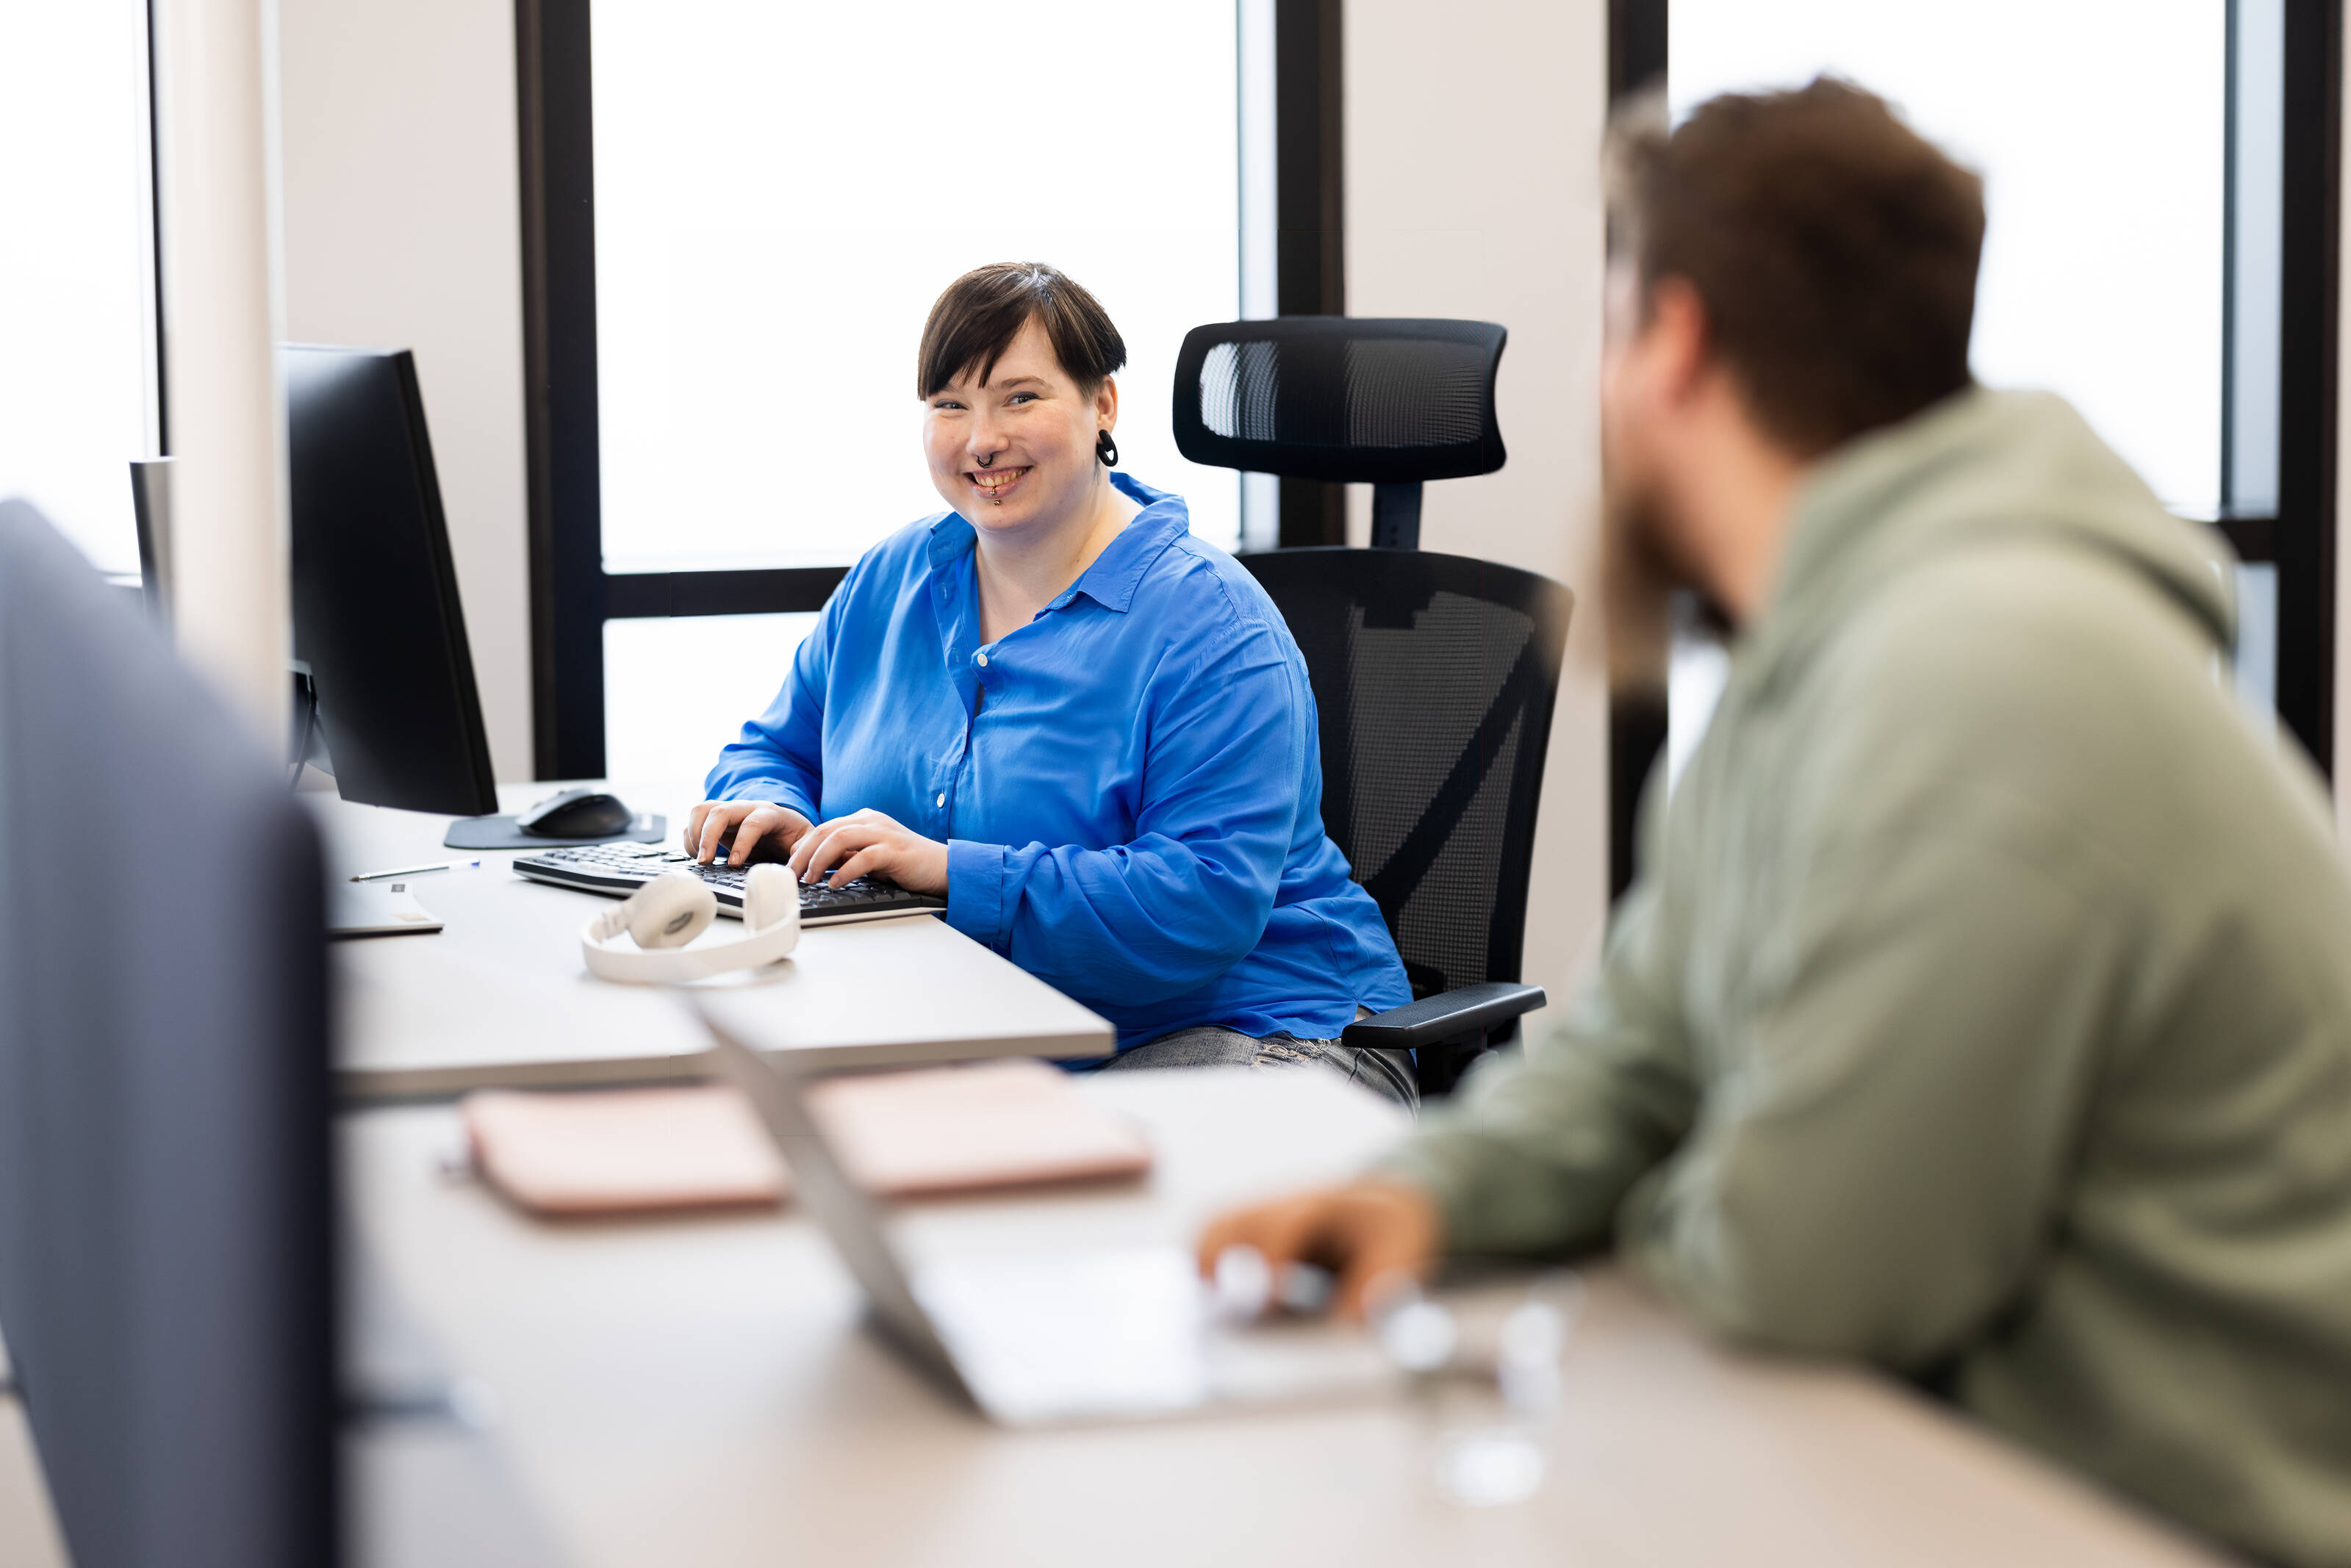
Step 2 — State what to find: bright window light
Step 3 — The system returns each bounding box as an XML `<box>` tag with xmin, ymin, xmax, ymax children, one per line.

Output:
<box><xmin>589</xmin><ymin>0</ymin><xmax>1242</xmax><ymax>574</ymax></box>
<box><xmin>1669</xmin><ymin>1</ymin><xmax>2226</xmax><ymax>517</ymax></box>
<box><xmin>603</xmin><ymin>612</ymin><xmax>819</xmax><ymax>786</ymax></box>
<box><xmin>0</xmin><ymin>2</ymin><xmax>159</xmax><ymax>573</ymax></box>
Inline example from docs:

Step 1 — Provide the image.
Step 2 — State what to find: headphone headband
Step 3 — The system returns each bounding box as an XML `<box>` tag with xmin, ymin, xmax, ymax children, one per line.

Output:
<box><xmin>580</xmin><ymin>864</ymin><xmax>801</xmax><ymax>984</ymax></box>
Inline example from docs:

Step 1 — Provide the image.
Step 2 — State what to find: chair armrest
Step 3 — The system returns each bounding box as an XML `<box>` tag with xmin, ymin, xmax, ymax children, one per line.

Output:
<box><xmin>1341</xmin><ymin>982</ymin><xmax>1546</xmax><ymax>1052</ymax></box>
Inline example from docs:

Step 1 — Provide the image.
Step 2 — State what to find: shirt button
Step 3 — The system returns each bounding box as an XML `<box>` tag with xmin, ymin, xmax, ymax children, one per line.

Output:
<box><xmin>975</xmin><ymin>650</ymin><xmax>989</xmax><ymax>667</ymax></box>
<box><xmin>936</xmin><ymin>792</ymin><xmax>946</xmax><ymax>808</ymax></box>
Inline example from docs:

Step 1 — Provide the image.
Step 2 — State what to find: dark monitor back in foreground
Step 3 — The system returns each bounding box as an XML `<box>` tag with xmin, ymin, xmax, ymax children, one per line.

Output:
<box><xmin>284</xmin><ymin>344</ymin><xmax>498</xmax><ymax>816</ymax></box>
<box><xmin>0</xmin><ymin>500</ymin><xmax>337</xmax><ymax>1567</ymax></box>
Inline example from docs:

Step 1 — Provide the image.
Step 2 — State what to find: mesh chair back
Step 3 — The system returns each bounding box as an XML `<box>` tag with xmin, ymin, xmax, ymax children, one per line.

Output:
<box><xmin>1244</xmin><ymin>548</ymin><xmax>1571</xmax><ymax>1002</ymax></box>
<box><xmin>1174</xmin><ymin>317</ymin><xmax>1507</xmax><ymax>483</ymax></box>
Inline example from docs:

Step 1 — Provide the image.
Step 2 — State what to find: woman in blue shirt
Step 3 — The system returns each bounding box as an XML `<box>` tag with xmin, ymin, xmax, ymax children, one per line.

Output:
<box><xmin>686</xmin><ymin>263</ymin><xmax>1413</xmax><ymax>1103</ymax></box>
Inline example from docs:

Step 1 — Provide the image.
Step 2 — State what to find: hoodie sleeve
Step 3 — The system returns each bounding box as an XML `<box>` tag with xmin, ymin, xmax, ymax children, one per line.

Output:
<box><xmin>1386</xmin><ymin>818</ymin><xmax>2116</xmax><ymax>1370</ymax></box>
<box><xmin>1377</xmin><ymin>867</ymin><xmax>1702</xmax><ymax>1259</ymax></box>
<box><xmin>1616</xmin><ymin>827</ymin><xmax>2117</xmax><ymax>1367</ymax></box>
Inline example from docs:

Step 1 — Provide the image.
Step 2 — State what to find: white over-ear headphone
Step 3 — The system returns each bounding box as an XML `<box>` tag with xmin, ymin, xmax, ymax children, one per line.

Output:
<box><xmin>579</xmin><ymin>866</ymin><xmax>800</xmax><ymax>984</ymax></box>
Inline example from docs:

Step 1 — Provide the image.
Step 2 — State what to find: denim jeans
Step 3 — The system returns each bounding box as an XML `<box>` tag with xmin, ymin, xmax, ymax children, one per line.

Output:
<box><xmin>1096</xmin><ymin>1014</ymin><xmax>1417</xmax><ymax>1111</ymax></box>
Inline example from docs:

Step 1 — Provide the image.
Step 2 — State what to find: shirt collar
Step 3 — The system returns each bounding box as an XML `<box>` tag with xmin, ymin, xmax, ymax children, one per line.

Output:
<box><xmin>926</xmin><ymin>472</ymin><xmax>1190</xmax><ymax>616</ymax></box>
<box><xmin>1066</xmin><ymin>474</ymin><xmax>1188</xmax><ymax>614</ymax></box>
<box><xmin>927</xmin><ymin>509</ymin><xmax>977</xmax><ymax>571</ymax></box>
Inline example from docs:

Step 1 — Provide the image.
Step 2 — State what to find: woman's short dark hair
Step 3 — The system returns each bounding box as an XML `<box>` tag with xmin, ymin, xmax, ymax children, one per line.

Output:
<box><xmin>1609</xmin><ymin>78</ymin><xmax>1985</xmax><ymax>456</ymax></box>
<box><xmin>916</xmin><ymin>262</ymin><xmax>1127</xmax><ymax>400</ymax></box>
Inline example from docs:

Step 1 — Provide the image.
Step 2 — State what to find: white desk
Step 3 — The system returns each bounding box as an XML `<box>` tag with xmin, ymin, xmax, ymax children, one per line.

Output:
<box><xmin>311</xmin><ymin>782</ymin><xmax>1113</xmax><ymax>1098</ymax></box>
<box><xmin>346</xmin><ymin>1071</ymin><xmax>2230</xmax><ymax>1568</ymax></box>
<box><xmin>0</xmin><ymin>1331</ymin><xmax>66</xmax><ymax>1568</ymax></box>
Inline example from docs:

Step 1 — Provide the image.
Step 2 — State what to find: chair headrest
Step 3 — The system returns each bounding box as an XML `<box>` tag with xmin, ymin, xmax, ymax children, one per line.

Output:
<box><xmin>1171</xmin><ymin>317</ymin><xmax>1507</xmax><ymax>484</ymax></box>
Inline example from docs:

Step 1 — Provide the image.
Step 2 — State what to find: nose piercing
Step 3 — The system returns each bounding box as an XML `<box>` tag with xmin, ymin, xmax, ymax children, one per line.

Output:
<box><xmin>976</xmin><ymin>453</ymin><xmax>994</xmax><ymax>468</ymax></box>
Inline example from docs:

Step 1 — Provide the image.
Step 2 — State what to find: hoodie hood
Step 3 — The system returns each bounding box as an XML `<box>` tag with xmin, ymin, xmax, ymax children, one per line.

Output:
<box><xmin>1746</xmin><ymin>388</ymin><xmax>2237</xmax><ymax>686</ymax></box>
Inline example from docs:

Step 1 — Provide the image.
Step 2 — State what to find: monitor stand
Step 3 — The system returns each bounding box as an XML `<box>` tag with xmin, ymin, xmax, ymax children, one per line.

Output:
<box><xmin>442</xmin><ymin>813</ymin><xmax>668</xmax><ymax>852</ymax></box>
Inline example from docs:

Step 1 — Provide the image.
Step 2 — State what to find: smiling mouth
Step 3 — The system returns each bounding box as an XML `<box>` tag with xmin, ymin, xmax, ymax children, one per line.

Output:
<box><xmin>968</xmin><ymin>465</ymin><xmax>1032</xmax><ymax>503</ymax></box>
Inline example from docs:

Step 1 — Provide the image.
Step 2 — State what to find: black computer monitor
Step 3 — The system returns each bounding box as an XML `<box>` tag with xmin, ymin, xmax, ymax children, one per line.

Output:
<box><xmin>0</xmin><ymin>500</ymin><xmax>337</xmax><ymax>1568</ymax></box>
<box><xmin>283</xmin><ymin>344</ymin><xmax>499</xmax><ymax>819</ymax></box>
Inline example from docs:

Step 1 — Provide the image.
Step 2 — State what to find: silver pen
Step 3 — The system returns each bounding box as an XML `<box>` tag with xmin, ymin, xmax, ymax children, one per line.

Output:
<box><xmin>348</xmin><ymin>858</ymin><xmax>481</xmax><ymax>882</ymax></box>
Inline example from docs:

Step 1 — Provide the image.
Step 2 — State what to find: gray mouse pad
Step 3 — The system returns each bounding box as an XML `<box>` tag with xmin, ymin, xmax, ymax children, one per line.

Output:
<box><xmin>442</xmin><ymin>812</ymin><xmax>668</xmax><ymax>851</ymax></box>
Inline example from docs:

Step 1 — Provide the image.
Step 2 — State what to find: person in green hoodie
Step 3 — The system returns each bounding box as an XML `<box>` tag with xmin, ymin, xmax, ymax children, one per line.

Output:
<box><xmin>1199</xmin><ymin>79</ymin><xmax>2351</xmax><ymax>1567</ymax></box>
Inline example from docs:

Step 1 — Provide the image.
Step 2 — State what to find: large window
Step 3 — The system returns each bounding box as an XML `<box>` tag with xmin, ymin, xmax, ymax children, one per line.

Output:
<box><xmin>1672</xmin><ymin>1</ymin><xmax>2227</xmax><ymax>517</ymax></box>
<box><xmin>525</xmin><ymin>1</ymin><xmax>1249</xmax><ymax>780</ymax></box>
<box><xmin>591</xmin><ymin>1</ymin><xmax>1241</xmax><ymax>574</ymax></box>
<box><xmin>1608</xmin><ymin>0</ymin><xmax>2338</xmax><ymax>893</ymax></box>
<box><xmin>0</xmin><ymin>2</ymin><xmax>162</xmax><ymax>575</ymax></box>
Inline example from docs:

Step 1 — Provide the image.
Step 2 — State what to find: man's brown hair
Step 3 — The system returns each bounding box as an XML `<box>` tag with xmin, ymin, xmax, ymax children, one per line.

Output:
<box><xmin>1611</xmin><ymin>78</ymin><xmax>1986</xmax><ymax>456</ymax></box>
<box><xmin>916</xmin><ymin>262</ymin><xmax>1127</xmax><ymax>400</ymax></box>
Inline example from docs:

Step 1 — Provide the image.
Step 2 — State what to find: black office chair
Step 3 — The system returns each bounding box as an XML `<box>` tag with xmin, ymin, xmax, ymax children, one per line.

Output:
<box><xmin>1173</xmin><ymin>318</ymin><xmax>1575</xmax><ymax>1096</ymax></box>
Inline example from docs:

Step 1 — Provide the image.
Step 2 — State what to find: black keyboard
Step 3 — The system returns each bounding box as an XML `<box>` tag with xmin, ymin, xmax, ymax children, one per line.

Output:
<box><xmin>511</xmin><ymin>842</ymin><xmax>947</xmax><ymax>926</ymax></box>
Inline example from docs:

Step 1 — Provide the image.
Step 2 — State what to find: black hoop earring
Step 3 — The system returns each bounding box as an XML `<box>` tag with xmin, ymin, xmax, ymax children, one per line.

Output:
<box><xmin>1096</xmin><ymin>430</ymin><xmax>1119</xmax><ymax>468</ymax></box>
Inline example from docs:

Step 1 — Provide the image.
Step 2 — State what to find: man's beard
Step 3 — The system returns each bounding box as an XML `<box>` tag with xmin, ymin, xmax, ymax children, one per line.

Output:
<box><xmin>1597</xmin><ymin>472</ymin><xmax>1723</xmax><ymax>699</ymax></box>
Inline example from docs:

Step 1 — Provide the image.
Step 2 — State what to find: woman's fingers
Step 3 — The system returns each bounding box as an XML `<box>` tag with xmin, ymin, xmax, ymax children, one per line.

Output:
<box><xmin>695</xmin><ymin>802</ymin><xmax>745</xmax><ymax>863</ymax></box>
<box><xmin>825</xmin><ymin>844</ymin><xmax>889</xmax><ymax>888</ymax></box>
<box><xmin>728</xmin><ymin>804</ymin><xmax>792</xmax><ymax>866</ymax></box>
<box><xmin>761</xmin><ymin>810</ymin><xmax>942</xmax><ymax>893</ymax></box>
<box><xmin>801</xmin><ymin>826</ymin><xmax>880</xmax><ymax>882</ymax></box>
<box><xmin>791</xmin><ymin>824</ymin><xmax>839</xmax><ymax>880</ymax></box>
<box><xmin>724</xmin><ymin>808</ymin><xmax>763</xmax><ymax>866</ymax></box>
<box><xmin>690</xmin><ymin>801</ymin><xmax>812</xmax><ymax>863</ymax></box>
<box><xmin>791</xmin><ymin>810</ymin><xmax>873</xmax><ymax>880</ymax></box>
<box><xmin>794</xmin><ymin>822</ymin><xmax>851</xmax><ymax>883</ymax></box>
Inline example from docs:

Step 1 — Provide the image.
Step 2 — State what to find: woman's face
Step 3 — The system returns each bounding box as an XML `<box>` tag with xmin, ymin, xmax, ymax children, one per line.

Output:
<box><xmin>924</xmin><ymin>315</ymin><xmax>1118</xmax><ymax>539</ymax></box>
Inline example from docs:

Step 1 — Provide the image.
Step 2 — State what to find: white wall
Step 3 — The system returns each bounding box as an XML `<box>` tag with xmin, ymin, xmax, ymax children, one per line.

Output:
<box><xmin>1344</xmin><ymin>0</ymin><xmax>1615</xmax><ymax>1021</ymax></box>
<box><xmin>277</xmin><ymin>0</ymin><xmax>533</xmax><ymax>781</ymax></box>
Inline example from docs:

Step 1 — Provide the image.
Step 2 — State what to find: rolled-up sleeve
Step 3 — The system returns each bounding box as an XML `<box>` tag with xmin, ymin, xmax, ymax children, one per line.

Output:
<box><xmin>947</xmin><ymin>622</ymin><xmax>1304</xmax><ymax>1004</ymax></box>
<box><xmin>1379</xmin><ymin>871</ymin><xmax>1699</xmax><ymax>1259</ymax></box>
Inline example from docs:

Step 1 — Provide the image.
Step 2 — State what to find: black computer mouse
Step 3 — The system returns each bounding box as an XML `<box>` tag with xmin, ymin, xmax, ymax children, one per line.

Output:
<box><xmin>516</xmin><ymin>786</ymin><xmax>636</xmax><ymax>839</ymax></box>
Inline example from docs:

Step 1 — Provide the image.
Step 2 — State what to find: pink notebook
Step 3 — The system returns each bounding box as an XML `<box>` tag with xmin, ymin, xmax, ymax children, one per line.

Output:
<box><xmin>464</xmin><ymin>1059</ymin><xmax>1152</xmax><ymax>1218</ymax></box>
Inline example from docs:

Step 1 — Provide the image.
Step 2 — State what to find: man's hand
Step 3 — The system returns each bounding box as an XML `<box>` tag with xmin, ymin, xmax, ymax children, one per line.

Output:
<box><xmin>788</xmin><ymin>808</ymin><xmax>950</xmax><ymax>896</ymax></box>
<box><xmin>686</xmin><ymin>799</ymin><xmax>814</xmax><ymax>866</ymax></box>
<box><xmin>1196</xmin><ymin>1181</ymin><xmax>1443</xmax><ymax>1321</ymax></box>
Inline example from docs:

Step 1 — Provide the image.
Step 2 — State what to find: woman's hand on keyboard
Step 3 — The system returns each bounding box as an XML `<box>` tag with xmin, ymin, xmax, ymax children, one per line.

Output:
<box><xmin>686</xmin><ymin>799</ymin><xmax>814</xmax><ymax>866</ymax></box>
<box><xmin>787</xmin><ymin>808</ymin><xmax>950</xmax><ymax>895</ymax></box>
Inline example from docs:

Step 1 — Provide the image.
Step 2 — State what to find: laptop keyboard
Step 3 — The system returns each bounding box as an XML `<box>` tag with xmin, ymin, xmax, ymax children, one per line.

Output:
<box><xmin>511</xmin><ymin>841</ymin><xmax>947</xmax><ymax>925</ymax></box>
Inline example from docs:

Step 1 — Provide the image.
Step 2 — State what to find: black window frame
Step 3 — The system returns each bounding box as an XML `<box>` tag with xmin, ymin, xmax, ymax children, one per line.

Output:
<box><xmin>1605</xmin><ymin>0</ymin><xmax>2341</xmax><ymax>898</ymax></box>
<box><xmin>1273</xmin><ymin>0</ymin><xmax>1350</xmax><ymax>547</ymax></box>
<box><xmin>515</xmin><ymin>0</ymin><xmax>847</xmax><ymax>780</ymax></box>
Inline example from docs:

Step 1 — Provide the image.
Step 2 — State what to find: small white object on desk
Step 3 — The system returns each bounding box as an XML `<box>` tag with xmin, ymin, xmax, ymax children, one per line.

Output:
<box><xmin>328</xmin><ymin>879</ymin><xmax>445</xmax><ymax>938</ymax></box>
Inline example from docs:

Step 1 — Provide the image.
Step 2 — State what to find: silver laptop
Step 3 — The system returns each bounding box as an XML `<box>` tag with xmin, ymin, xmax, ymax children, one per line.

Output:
<box><xmin>700</xmin><ymin>1020</ymin><xmax>1404</xmax><ymax>1427</ymax></box>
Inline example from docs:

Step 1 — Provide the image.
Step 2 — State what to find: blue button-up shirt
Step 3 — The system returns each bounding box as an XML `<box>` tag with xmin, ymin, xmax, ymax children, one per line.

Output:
<box><xmin>706</xmin><ymin>475</ymin><xmax>1409</xmax><ymax>1051</ymax></box>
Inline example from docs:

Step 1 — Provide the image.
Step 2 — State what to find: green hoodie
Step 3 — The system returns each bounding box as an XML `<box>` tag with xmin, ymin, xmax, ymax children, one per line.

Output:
<box><xmin>1385</xmin><ymin>389</ymin><xmax>2351</xmax><ymax>1566</ymax></box>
